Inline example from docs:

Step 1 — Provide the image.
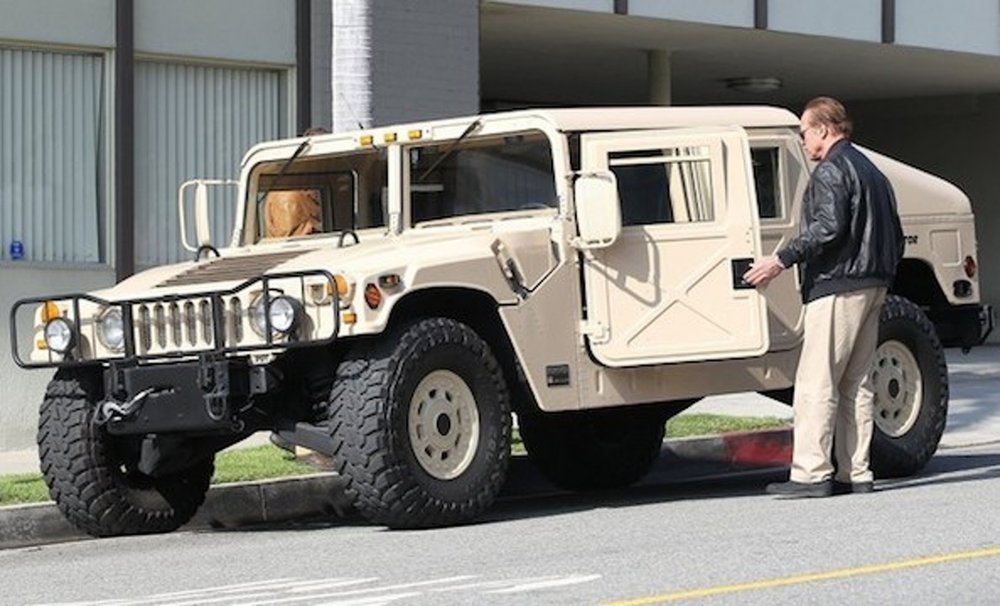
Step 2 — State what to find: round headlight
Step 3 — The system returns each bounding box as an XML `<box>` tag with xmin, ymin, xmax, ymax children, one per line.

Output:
<box><xmin>249</xmin><ymin>293</ymin><xmax>301</xmax><ymax>337</ymax></box>
<box><xmin>98</xmin><ymin>307</ymin><xmax>125</xmax><ymax>352</ymax></box>
<box><xmin>249</xmin><ymin>294</ymin><xmax>267</xmax><ymax>337</ymax></box>
<box><xmin>268</xmin><ymin>296</ymin><xmax>300</xmax><ymax>334</ymax></box>
<box><xmin>44</xmin><ymin>318</ymin><xmax>76</xmax><ymax>354</ymax></box>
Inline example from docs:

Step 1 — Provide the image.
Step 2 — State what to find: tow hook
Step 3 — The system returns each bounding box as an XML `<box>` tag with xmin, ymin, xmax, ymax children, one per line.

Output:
<box><xmin>92</xmin><ymin>387</ymin><xmax>158</xmax><ymax>426</ymax></box>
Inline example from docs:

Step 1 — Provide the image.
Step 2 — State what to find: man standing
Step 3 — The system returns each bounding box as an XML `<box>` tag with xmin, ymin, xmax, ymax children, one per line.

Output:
<box><xmin>743</xmin><ymin>96</ymin><xmax>904</xmax><ymax>498</ymax></box>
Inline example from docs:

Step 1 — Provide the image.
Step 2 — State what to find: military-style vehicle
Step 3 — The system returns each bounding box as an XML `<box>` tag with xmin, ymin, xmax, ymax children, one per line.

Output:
<box><xmin>11</xmin><ymin>107</ymin><xmax>993</xmax><ymax>536</ymax></box>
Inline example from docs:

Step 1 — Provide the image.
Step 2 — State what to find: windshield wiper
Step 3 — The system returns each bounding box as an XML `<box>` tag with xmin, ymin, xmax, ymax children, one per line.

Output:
<box><xmin>417</xmin><ymin>119</ymin><xmax>483</xmax><ymax>182</ymax></box>
<box><xmin>273</xmin><ymin>138</ymin><xmax>312</xmax><ymax>185</ymax></box>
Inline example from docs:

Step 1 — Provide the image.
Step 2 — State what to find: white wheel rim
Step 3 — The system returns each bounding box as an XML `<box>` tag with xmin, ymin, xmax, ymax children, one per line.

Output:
<box><xmin>871</xmin><ymin>340</ymin><xmax>923</xmax><ymax>438</ymax></box>
<box><xmin>408</xmin><ymin>370</ymin><xmax>480</xmax><ymax>480</ymax></box>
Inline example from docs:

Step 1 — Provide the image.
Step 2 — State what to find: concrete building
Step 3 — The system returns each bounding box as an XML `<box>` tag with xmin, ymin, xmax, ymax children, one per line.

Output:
<box><xmin>2</xmin><ymin>0</ymin><xmax>998</xmax><ymax>453</ymax></box>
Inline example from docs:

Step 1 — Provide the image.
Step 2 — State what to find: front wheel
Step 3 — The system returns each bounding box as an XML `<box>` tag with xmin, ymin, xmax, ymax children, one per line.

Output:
<box><xmin>328</xmin><ymin>318</ymin><xmax>511</xmax><ymax>528</ymax></box>
<box><xmin>37</xmin><ymin>369</ymin><xmax>214</xmax><ymax>537</ymax></box>
<box><xmin>869</xmin><ymin>295</ymin><xmax>948</xmax><ymax>477</ymax></box>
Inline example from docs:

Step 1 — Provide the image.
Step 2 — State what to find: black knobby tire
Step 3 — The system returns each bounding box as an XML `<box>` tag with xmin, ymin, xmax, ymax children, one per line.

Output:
<box><xmin>328</xmin><ymin>318</ymin><xmax>511</xmax><ymax>528</ymax></box>
<box><xmin>37</xmin><ymin>368</ymin><xmax>214</xmax><ymax>537</ymax></box>
<box><xmin>870</xmin><ymin>295</ymin><xmax>949</xmax><ymax>477</ymax></box>
<box><xmin>518</xmin><ymin>406</ymin><xmax>668</xmax><ymax>491</ymax></box>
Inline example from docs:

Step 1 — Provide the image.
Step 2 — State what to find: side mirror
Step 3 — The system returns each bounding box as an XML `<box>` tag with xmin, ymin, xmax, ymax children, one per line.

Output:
<box><xmin>573</xmin><ymin>171</ymin><xmax>622</xmax><ymax>249</ymax></box>
<box><xmin>178</xmin><ymin>179</ymin><xmax>238</xmax><ymax>253</ymax></box>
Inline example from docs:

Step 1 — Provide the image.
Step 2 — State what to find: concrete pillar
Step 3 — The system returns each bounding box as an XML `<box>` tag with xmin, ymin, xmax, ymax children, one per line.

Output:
<box><xmin>332</xmin><ymin>0</ymin><xmax>373</xmax><ymax>132</ymax></box>
<box><xmin>331</xmin><ymin>0</ymin><xmax>480</xmax><ymax>132</ymax></box>
<box><xmin>648</xmin><ymin>50</ymin><xmax>672</xmax><ymax>106</ymax></box>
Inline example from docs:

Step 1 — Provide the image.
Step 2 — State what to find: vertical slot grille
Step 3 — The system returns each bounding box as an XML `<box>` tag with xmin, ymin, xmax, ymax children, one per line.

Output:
<box><xmin>199</xmin><ymin>300</ymin><xmax>213</xmax><ymax>345</ymax></box>
<box><xmin>184</xmin><ymin>301</ymin><xmax>197</xmax><ymax>345</ymax></box>
<box><xmin>168</xmin><ymin>302</ymin><xmax>182</xmax><ymax>346</ymax></box>
<box><xmin>228</xmin><ymin>296</ymin><xmax>243</xmax><ymax>345</ymax></box>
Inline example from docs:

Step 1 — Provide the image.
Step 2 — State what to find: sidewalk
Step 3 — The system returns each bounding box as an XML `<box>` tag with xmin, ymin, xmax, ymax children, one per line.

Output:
<box><xmin>1</xmin><ymin>346</ymin><xmax>997</xmax><ymax>549</ymax></box>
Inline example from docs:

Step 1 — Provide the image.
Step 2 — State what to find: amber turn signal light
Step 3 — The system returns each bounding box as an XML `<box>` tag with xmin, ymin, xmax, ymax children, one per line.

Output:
<box><xmin>364</xmin><ymin>284</ymin><xmax>381</xmax><ymax>309</ymax></box>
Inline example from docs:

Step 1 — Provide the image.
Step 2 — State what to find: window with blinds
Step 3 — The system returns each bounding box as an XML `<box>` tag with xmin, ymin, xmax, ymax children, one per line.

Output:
<box><xmin>0</xmin><ymin>47</ymin><xmax>106</xmax><ymax>263</ymax></box>
<box><xmin>135</xmin><ymin>61</ymin><xmax>288</xmax><ymax>268</ymax></box>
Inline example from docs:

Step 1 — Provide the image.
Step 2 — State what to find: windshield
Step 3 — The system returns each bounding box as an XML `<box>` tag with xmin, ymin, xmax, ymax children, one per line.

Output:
<box><xmin>408</xmin><ymin>131</ymin><xmax>557</xmax><ymax>225</ymax></box>
<box><xmin>250</xmin><ymin>148</ymin><xmax>387</xmax><ymax>242</ymax></box>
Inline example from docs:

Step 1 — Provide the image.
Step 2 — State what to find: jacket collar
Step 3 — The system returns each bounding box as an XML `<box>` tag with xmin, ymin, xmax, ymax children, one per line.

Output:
<box><xmin>824</xmin><ymin>138</ymin><xmax>851</xmax><ymax>161</ymax></box>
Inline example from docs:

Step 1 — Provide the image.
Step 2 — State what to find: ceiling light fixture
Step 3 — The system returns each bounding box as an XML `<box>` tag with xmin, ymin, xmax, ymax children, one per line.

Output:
<box><xmin>724</xmin><ymin>77</ymin><xmax>782</xmax><ymax>93</ymax></box>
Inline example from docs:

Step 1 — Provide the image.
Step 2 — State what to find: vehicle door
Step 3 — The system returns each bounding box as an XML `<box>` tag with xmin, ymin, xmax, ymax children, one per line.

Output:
<box><xmin>748</xmin><ymin>131</ymin><xmax>809</xmax><ymax>350</ymax></box>
<box><xmin>578</xmin><ymin>127</ymin><xmax>769</xmax><ymax>367</ymax></box>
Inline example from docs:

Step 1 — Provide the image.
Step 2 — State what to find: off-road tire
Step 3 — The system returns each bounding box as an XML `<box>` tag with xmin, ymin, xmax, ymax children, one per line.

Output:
<box><xmin>328</xmin><ymin>318</ymin><xmax>511</xmax><ymax>528</ymax></box>
<box><xmin>37</xmin><ymin>368</ymin><xmax>214</xmax><ymax>537</ymax></box>
<box><xmin>870</xmin><ymin>295</ymin><xmax>949</xmax><ymax>477</ymax></box>
<box><xmin>518</xmin><ymin>405</ymin><xmax>668</xmax><ymax>491</ymax></box>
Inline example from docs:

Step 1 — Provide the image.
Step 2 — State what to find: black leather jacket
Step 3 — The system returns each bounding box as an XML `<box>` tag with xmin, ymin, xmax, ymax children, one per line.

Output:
<box><xmin>777</xmin><ymin>140</ymin><xmax>904</xmax><ymax>303</ymax></box>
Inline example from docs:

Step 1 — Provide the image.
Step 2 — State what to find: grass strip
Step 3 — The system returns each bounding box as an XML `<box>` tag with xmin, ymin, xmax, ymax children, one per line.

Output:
<box><xmin>0</xmin><ymin>444</ymin><xmax>314</xmax><ymax>506</ymax></box>
<box><xmin>667</xmin><ymin>413</ymin><xmax>789</xmax><ymax>438</ymax></box>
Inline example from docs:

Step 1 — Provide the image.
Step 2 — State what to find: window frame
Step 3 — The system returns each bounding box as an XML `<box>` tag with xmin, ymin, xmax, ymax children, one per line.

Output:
<box><xmin>402</xmin><ymin>129</ymin><xmax>559</xmax><ymax>228</ymax></box>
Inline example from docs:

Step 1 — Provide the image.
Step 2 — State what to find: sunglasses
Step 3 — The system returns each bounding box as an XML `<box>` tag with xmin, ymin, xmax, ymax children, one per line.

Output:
<box><xmin>798</xmin><ymin>125</ymin><xmax>823</xmax><ymax>141</ymax></box>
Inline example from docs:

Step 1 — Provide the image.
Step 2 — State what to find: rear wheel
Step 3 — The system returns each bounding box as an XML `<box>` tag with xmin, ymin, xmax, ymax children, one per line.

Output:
<box><xmin>328</xmin><ymin>318</ymin><xmax>511</xmax><ymax>528</ymax></box>
<box><xmin>518</xmin><ymin>405</ymin><xmax>669</xmax><ymax>491</ymax></box>
<box><xmin>37</xmin><ymin>368</ymin><xmax>214</xmax><ymax>537</ymax></box>
<box><xmin>870</xmin><ymin>295</ymin><xmax>948</xmax><ymax>477</ymax></box>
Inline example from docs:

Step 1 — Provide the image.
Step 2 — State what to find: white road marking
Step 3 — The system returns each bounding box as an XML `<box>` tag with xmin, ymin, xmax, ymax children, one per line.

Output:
<box><xmin>34</xmin><ymin>578</ymin><xmax>301</xmax><ymax>606</ymax></box>
<box><xmin>314</xmin><ymin>592</ymin><xmax>423</xmax><ymax>606</ymax></box>
<box><xmin>238</xmin><ymin>576</ymin><xmax>477</xmax><ymax>606</ymax></box>
<box><xmin>153</xmin><ymin>578</ymin><xmax>379</xmax><ymax>606</ymax></box>
<box><xmin>485</xmin><ymin>574</ymin><xmax>603</xmax><ymax>594</ymax></box>
<box><xmin>34</xmin><ymin>572</ymin><xmax>600</xmax><ymax>605</ymax></box>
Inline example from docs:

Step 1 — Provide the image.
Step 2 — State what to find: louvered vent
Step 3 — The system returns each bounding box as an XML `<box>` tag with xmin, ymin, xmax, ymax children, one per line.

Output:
<box><xmin>156</xmin><ymin>251</ymin><xmax>307</xmax><ymax>288</ymax></box>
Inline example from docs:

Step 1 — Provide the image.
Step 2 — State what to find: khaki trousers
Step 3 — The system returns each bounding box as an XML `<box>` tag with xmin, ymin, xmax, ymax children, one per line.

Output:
<box><xmin>790</xmin><ymin>287</ymin><xmax>887</xmax><ymax>484</ymax></box>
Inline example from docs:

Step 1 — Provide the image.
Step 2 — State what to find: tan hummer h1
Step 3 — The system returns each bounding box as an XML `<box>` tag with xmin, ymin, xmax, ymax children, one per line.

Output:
<box><xmin>11</xmin><ymin>107</ymin><xmax>993</xmax><ymax>535</ymax></box>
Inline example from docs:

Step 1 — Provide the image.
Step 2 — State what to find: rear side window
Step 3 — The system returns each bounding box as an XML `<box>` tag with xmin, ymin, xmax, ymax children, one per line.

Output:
<box><xmin>751</xmin><ymin>147</ymin><xmax>780</xmax><ymax>219</ymax></box>
<box><xmin>610</xmin><ymin>146</ymin><xmax>715</xmax><ymax>226</ymax></box>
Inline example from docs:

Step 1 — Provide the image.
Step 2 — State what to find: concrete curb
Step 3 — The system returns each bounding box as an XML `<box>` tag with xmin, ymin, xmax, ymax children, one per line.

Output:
<box><xmin>0</xmin><ymin>429</ymin><xmax>792</xmax><ymax>551</ymax></box>
<box><xmin>0</xmin><ymin>473</ymin><xmax>353</xmax><ymax>550</ymax></box>
<box><xmin>666</xmin><ymin>427</ymin><xmax>792</xmax><ymax>467</ymax></box>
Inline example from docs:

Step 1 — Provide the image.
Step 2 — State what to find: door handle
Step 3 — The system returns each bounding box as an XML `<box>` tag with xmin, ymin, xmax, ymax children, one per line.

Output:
<box><xmin>731</xmin><ymin>258</ymin><xmax>754</xmax><ymax>290</ymax></box>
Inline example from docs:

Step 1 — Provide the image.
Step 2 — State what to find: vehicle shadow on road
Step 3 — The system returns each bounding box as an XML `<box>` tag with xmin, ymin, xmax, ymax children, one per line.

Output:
<box><xmin>208</xmin><ymin>448</ymin><xmax>1000</xmax><ymax>535</ymax></box>
<box><xmin>480</xmin><ymin>456</ymin><xmax>787</xmax><ymax>525</ymax></box>
<box><xmin>210</xmin><ymin>457</ymin><xmax>789</xmax><ymax>535</ymax></box>
<box><xmin>877</xmin><ymin>448</ymin><xmax>1000</xmax><ymax>492</ymax></box>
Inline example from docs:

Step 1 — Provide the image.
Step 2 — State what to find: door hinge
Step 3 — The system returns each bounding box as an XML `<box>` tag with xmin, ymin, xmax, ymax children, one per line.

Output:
<box><xmin>580</xmin><ymin>319</ymin><xmax>610</xmax><ymax>344</ymax></box>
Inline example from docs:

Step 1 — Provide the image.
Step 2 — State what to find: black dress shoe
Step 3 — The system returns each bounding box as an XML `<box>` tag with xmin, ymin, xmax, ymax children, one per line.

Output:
<box><xmin>832</xmin><ymin>480</ymin><xmax>875</xmax><ymax>495</ymax></box>
<box><xmin>765</xmin><ymin>480</ymin><xmax>832</xmax><ymax>498</ymax></box>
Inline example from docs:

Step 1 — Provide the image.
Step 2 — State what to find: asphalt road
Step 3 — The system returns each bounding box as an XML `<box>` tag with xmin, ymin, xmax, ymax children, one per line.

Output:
<box><xmin>1</xmin><ymin>438</ymin><xmax>998</xmax><ymax>606</ymax></box>
<box><xmin>2</xmin><ymin>347</ymin><xmax>998</xmax><ymax>604</ymax></box>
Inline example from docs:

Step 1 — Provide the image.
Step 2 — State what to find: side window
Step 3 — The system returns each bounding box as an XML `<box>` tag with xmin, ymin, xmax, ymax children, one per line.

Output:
<box><xmin>609</xmin><ymin>147</ymin><xmax>715</xmax><ymax>226</ymax></box>
<box><xmin>408</xmin><ymin>131</ymin><xmax>557</xmax><ymax>224</ymax></box>
<box><xmin>751</xmin><ymin>147</ymin><xmax>781</xmax><ymax>220</ymax></box>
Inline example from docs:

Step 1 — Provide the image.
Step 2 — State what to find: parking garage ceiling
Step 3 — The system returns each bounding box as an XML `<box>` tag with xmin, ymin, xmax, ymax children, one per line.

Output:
<box><xmin>481</xmin><ymin>4</ymin><xmax>1000</xmax><ymax>108</ymax></box>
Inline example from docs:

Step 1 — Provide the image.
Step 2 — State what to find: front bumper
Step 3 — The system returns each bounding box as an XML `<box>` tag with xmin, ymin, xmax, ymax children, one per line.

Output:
<box><xmin>101</xmin><ymin>355</ymin><xmax>285</xmax><ymax>435</ymax></box>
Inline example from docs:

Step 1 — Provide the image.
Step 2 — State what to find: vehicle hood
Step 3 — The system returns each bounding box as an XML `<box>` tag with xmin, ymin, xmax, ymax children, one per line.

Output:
<box><xmin>93</xmin><ymin>220</ymin><xmax>558</xmax><ymax>302</ymax></box>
